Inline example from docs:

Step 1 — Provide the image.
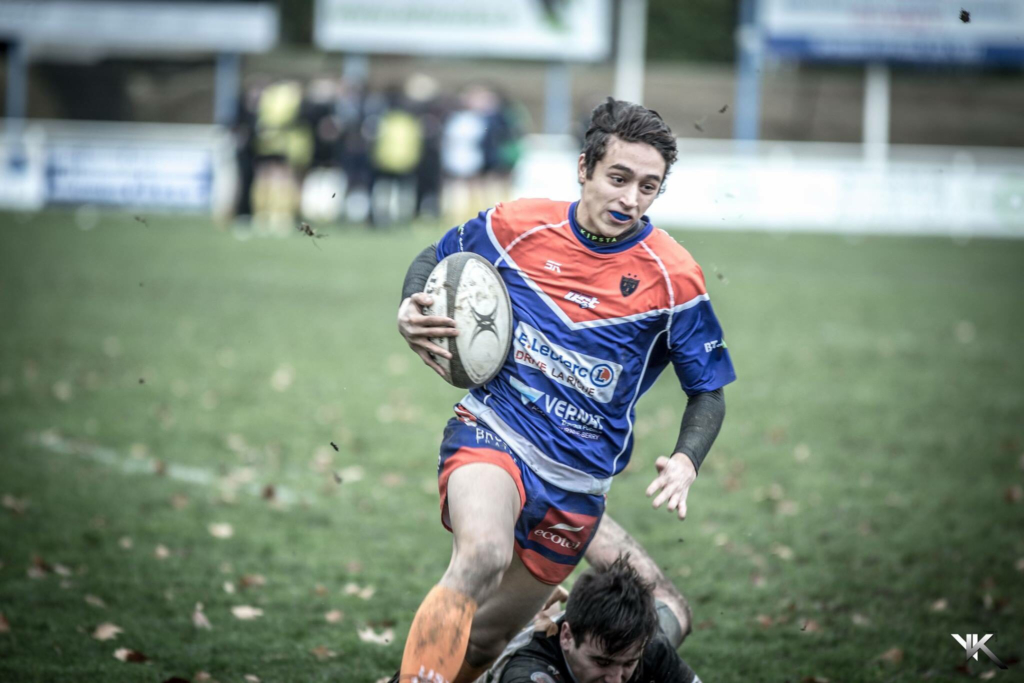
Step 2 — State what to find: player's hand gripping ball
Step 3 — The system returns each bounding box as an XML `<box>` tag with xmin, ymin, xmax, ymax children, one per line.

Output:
<box><xmin>422</xmin><ymin>253</ymin><xmax>513</xmax><ymax>389</ymax></box>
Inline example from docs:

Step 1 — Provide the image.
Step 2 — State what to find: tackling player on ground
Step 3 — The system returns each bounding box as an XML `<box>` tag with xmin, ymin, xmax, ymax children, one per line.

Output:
<box><xmin>484</xmin><ymin>554</ymin><xmax>701</xmax><ymax>683</ymax></box>
<box><xmin>393</xmin><ymin>98</ymin><xmax>735</xmax><ymax>683</ymax></box>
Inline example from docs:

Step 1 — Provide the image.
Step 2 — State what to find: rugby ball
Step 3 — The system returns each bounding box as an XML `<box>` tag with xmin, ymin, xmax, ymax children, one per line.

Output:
<box><xmin>423</xmin><ymin>252</ymin><xmax>513</xmax><ymax>389</ymax></box>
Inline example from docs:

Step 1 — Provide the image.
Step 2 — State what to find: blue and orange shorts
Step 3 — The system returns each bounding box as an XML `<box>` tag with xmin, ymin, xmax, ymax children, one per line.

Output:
<box><xmin>437</xmin><ymin>404</ymin><xmax>606</xmax><ymax>585</ymax></box>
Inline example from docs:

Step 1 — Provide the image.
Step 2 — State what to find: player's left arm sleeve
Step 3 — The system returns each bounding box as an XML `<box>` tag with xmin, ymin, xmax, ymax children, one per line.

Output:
<box><xmin>667</xmin><ymin>287</ymin><xmax>736</xmax><ymax>397</ymax></box>
<box><xmin>673</xmin><ymin>387</ymin><xmax>725</xmax><ymax>474</ymax></box>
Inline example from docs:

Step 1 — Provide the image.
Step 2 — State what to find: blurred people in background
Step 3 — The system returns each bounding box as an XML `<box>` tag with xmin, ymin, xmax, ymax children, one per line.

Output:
<box><xmin>230</xmin><ymin>75</ymin><xmax>528</xmax><ymax>231</ymax></box>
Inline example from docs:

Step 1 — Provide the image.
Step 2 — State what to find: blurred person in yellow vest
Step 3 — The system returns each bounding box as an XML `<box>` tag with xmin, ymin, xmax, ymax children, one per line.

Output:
<box><xmin>251</xmin><ymin>80</ymin><xmax>313</xmax><ymax>234</ymax></box>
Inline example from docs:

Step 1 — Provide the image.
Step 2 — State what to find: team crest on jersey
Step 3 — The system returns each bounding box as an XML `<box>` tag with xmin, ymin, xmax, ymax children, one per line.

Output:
<box><xmin>530</xmin><ymin>672</ymin><xmax>558</xmax><ymax>683</ymax></box>
<box><xmin>620</xmin><ymin>274</ymin><xmax>640</xmax><ymax>297</ymax></box>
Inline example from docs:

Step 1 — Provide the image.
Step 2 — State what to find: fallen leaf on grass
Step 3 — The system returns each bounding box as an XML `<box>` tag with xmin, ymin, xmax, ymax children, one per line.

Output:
<box><xmin>85</xmin><ymin>594</ymin><xmax>106</xmax><ymax>608</ymax></box>
<box><xmin>930</xmin><ymin>598</ymin><xmax>948</xmax><ymax>612</ymax></box>
<box><xmin>357</xmin><ymin>626</ymin><xmax>393</xmax><ymax>645</ymax></box>
<box><xmin>1016</xmin><ymin>557</ymin><xmax>1024</xmax><ymax>572</ymax></box>
<box><xmin>800</xmin><ymin>619</ymin><xmax>822</xmax><ymax>633</ymax></box>
<box><xmin>192</xmin><ymin>603</ymin><xmax>212</xmax><ymax>630</ymax></box>
<box><xmin>0</xmin><ymin>612</ymin><xmax>9</xmax><ymax>634</ymax></box>
<box><xmin>193</xmin><ymin>672</ymin><xmax>213</xmax><ymax>681</ymax></box>
<box><xmin>314</xmin><ymin>584</ymin><xmax>329</xmax><ymax>596</ymax></box>
<box><xmin>261</xmin><ymin>484</ymin><xmax>276</xmax><ymax>501</ymax></box>
<box><xmin>208</xmin><ymin>523</ymin><xmax>234</xmax><ymax>539</ymax></box>
<box><xmin>325</xmin><ymin>610</ymin><xmax>344</xmax><ymax>623</ymax></box>
<box><xmin>771</xmin><ymin>544</ymin><xmax>795</xmax><ymax>561</ymax></box>
<box><xmin>851</xmin><ymin>613</ymin><xmax>870</xmax><ymax>627</ymax></box>
<box><xmin>239</xmin><ymin>574</ymin><xmax>266</xmax><ymax>589</ymax></box>
<box><xmin>2</xmin><ymin>494</ymin><xmax>29</xmax><ymax>514</ymax></box>
<box><xmin>979</xmin><ymin>671</ymin><xmax>998</xmax><ymax>680</ymax></box>
<box><xmin>755</xmin><ymin>614</ymin><xmax>774</xmax><ymax>628</ymax></box>
<box><xmin>53</xmin><ymin>563</ymin><xmax>72</xmax><ymax>577</ymax></box>
<box><xmin>381</xmin><ymin>472</ymin><xmax>405</xmax><ymax>488</ymax></box>
<box><xmin>310</xmin><ymin>645</ymin><xmax>337</xmax><ymax>661</ymax></box>
<box><xmin>231</xmin><ymin>606</ymin><xmax>264</xmax><ymax>620</ymax></box>
<box><xmin>270</xmin><ymin>364</ymin><xmax>294</xmax><ymax>392</ymax></box>
<box><xmin>344</xmin><ymin>582</ymin><xmax>375</xmax><ymax>600</ymax></box>
<box><xmin>244</xmin><ymin>675</ymin><xmax>260</xmax><ymax>682</ymax></box>
<box><xmin>119</xmin><ymin>537</ymin><xmax>133</xmax><ymax>550</ymax></box>
<box><xmin>224</xmin><ymin>581</ymin><xmax>236</xmax><ymax>594</ymax></box>
<box><xmin>337</xmin><ymin>466</ymin><xmax>364</xmax><ymax>484</ymax></box>
<box><xmin>113</xmin><ymin>648</ymin><xmax>148</xmax><ymax>663</ymax></box>
<box><xmin>154</xmin><ymin>545</ymin><xmax>171</xmax><ymax>560</ymax></box>
<box><xmin>93</xmin><ymin>623</ymin><xmax>123</xmax><ymax>641</ymax></box>
<box><xmin>1005</xmin><ymin>485</ymin><xmax>1023</xmax><ymax>504</ymax></box>
<box><xmin>877</xmin><ymin>647</ymin><xmax>904</xmax><ymax>664</ymax></box>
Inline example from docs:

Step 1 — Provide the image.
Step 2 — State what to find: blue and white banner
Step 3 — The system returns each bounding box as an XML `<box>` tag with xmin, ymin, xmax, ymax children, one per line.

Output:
<box><xmin>46</xmin><ymin>145</ymin><xmax>213</xmax><ymax>208</ymax></box>
<box><xmin>760</xmin><ymin>0</ymin><xmax>1024</xmax><ymax>65</ymax></box>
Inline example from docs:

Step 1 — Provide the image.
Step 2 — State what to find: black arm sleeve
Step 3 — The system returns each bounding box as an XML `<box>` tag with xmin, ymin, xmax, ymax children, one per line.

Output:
<box><xmin>673</xmin><ymin>387</ymin><xmax>725</xmax><ymax>474</ymax></box>
<box><xmin>400</xmin><ymin>242</ymin><xmax>440</xmax><ymax>304</ymax></box>
<box><xmin>640</xmin><ymin>633</ymin><xmax>699</xmax><ymax>683</ymax></box>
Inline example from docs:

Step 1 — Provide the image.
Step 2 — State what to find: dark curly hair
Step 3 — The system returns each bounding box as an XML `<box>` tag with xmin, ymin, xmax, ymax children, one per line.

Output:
<box><xmin>581</xmin><ymin>98</ymin><xmax>677</xmax><ymax>193</ymax></box>
<box><xmin>564</xmin><ymin>553</ymin><xmax>659</xmax><ymax>656</ymax></box>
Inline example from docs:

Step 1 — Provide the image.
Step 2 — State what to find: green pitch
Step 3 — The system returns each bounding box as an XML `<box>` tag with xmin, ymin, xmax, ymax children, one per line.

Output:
<box><xmin>1</xmin><ymin>211</ymin><xmax>1022</xmax><ymax>682</ymax></box>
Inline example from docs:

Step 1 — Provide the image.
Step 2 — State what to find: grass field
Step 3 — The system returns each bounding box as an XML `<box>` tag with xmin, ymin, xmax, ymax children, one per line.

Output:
<box><xmin>1</xmin><ymin>210</ymin><xmax>1022</xmax><ymax>683</ymax></box>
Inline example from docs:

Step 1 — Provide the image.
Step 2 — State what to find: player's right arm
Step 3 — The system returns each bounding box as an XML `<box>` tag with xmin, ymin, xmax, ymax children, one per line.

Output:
<box><xmin>397</xmin><ymin>241</ymin><xmax>457</xmax><ymax>378</ymax></box>
<box><xmin>396</xmin><ymin>208</ymin><xmax>501</xmax><ymax>377</ymax></box>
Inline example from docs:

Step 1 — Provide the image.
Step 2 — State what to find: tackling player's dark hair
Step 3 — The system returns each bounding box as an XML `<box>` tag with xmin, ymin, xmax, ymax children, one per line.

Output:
<box><xmin>564</xmin><ymin>553</ymin><xmax>660</xmax><ymax>656</ymax></box>
<box><xmin>581</xmin><ymin>98</ymin><xmax>677</xmax><ymax>193</ymax></box>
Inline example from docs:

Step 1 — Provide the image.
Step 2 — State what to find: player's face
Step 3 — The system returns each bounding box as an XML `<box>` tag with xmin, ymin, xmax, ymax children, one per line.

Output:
<box><xmin>576</xmin><ymin>136</ymin><xmax>666</xmax><ymax>239</ymax></box>
<box><xmin>560</xmin><ymin>623</ymin><xmax>645</xmax><ymax>683</ymax></box>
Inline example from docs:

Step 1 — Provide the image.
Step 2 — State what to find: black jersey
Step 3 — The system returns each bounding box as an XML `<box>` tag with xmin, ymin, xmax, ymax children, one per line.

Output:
<box><xmin>496</xmin><ymin>624</ymin><xmax>699</xmax><ymax>683</ymax></box>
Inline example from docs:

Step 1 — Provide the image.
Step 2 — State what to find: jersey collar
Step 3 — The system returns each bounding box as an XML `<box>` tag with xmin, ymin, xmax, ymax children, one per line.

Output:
<box><xmin>568</xmin><ymin>201</ymin><xmax>653</xmax><ymax>254</ymax></box>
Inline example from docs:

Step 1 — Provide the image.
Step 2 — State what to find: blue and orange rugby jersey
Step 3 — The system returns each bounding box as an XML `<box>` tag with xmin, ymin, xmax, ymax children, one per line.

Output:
<box><xmin>436</xmin><ymin>198</ymin><xmax>736</xmax><ymax>483</ymax></box>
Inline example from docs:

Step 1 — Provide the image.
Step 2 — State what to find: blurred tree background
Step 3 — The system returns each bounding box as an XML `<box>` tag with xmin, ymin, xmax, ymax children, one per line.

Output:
<box><xmin>274</xmin><ymin>0</ymin><xmax>740</xmax><ymax>63</ymax></box>
<box><xmin>647</xmin><ymin>0</ymin><xmax>739</xmax><ymax>63</ymax></box>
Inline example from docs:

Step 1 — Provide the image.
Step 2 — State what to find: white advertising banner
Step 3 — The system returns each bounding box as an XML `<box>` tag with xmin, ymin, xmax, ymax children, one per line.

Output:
<box><xmin>315</xmin><ymin>0</ymin><xmax>611</xmax><ymax>61</ymax></box>
<box><xmin>0</xmin><ymin>1</ymin><xmax>278</xmax><ymax>54</ymax></box>
<box><xmin>760</xmin><ymin>0</ymin><xmax>1024</xmax><ymax>64</ymax></box>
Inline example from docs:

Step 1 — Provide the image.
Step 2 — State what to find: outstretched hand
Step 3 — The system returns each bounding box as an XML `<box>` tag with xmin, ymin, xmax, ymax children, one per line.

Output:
<box><xmin>646</xmin><ymin>453</ymin><xmax>697</xmax><ymax>521</ymax></box>
<box><xmin>397</xmin><ymin>292</ymin><xmax>458</xmax><ymax>379</ymax></box>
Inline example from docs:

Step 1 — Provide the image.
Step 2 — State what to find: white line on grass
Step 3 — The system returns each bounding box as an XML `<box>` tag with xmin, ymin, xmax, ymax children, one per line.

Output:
<box><xmin>25</xmin><ymin>430</ymin><xmax>317</xmax><ymax>507</ymax></box>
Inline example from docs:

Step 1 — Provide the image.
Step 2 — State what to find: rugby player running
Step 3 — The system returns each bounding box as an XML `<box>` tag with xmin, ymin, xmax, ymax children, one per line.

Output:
<box><xmin>393</xmin><ymin>98</ymin><xmax>735</xmax><ymax>683</ymax></box>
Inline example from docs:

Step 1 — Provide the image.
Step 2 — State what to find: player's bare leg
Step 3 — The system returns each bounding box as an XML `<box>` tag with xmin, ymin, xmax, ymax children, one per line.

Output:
<box><xmin>452</xmin><ymin>553</ymin><xmax>558</xmax><ymax>682</ymax></box>
<box><xmin>399</xmin><ymin>462</ymin><xmax>521</xmax><ymax>683</ymax></box>
<box><xmin>584</xmin><ymin>513</ymin><xmax>693</xmax><ymax>647</ymax></box>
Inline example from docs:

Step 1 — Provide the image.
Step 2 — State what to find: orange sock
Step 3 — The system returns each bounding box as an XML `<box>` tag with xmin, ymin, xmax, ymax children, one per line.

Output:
<box><xmin>400</xmin><ymin>585</ymin><xmax>478</xmax><ymax>683</ymax></box>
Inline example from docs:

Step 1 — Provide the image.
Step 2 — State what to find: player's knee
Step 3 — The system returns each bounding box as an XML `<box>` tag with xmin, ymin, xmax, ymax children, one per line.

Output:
<box><xmin>448</xmin><ymin>541</ymin><xmax>512</xmax><ymax>600</ymax></box>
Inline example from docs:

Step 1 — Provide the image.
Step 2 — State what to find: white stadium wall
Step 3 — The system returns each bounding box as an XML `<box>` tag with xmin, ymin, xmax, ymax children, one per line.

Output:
<box><xmin>512</xmin><ymin>135</ymin><xmax>1024</xmax><ymax>239</ymax></box>
<box><xmin>1</xmin><ymin>123</ymin><xmax>1022</xmax><ymax>239</ymax></box>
